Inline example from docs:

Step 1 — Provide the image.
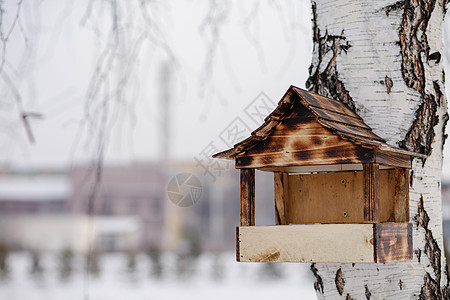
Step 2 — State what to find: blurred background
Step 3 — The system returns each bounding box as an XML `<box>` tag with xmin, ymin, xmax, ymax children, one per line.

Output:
<box><xmin>0</xmin><ymin>1</ymin><xmax>449</xmax><ymax>299</ymax></box>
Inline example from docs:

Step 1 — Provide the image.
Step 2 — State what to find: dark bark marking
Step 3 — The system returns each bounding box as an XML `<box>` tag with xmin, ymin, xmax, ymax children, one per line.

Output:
<box><xmin>436</xmin><ymin>71</ymin><xmax>449</xmax><ymax>150</ymax></box>
<box><xmin>385</xmin><ymin>75</ymin><xmax>393</xmax><ymax>94</ymax></box>
<box><xmin>396</xmin><ymin>0</ymin><xmax>440</xmax><ymax>158</ymax></box>
<box><xmin>429</xmin><ymin>52</ymin><xmax>441</xmax><ymax>63</ymax></box>
<box><xmin>433</xmin><ymin>80</ymin><xmax>445</xmax><ymax>107</ymax></box>
<box><xmin>306</xmin><ymin>2</ymin><xmax>356</xmax><ymax>112</ymax></box>
<box><xmin>419</xmin><ymin>272</ymin><xmax>441</xmax><ymax>300</ymax></box>
<box><xmin>446</xmin><ymin>263</ymin><xmax>450</xmax><ymax>287</ymax></box>
<box><xmin>425</xmin><ymin>229</ymin><xmax>441</xmax><ymax>284</ymax></box>
<box><xmin>416</xmin><ymin>248</ymin><xmax>422</xmax><ymax>263</ymax></box>
<box><xmin>399</xmin><ymin>279</ymin><xmax>404</xmax><ymax>290</ymax></box>
<box><xmin>399</xmin><ymin>95</ymin><xmax>439</xmax><ymax>158</ymax></box>
<box><xmin>414</xmin><ymin>195</ymin><xmax>430</xmax><ymax>229</ymax></box>
<box><xmin>444</xmin><ymin>265</ymin><xmax>450</xmax><ymax>298</ymax></box>
<box><xmin>311</xmin><ymin>263</ymin><xmax>324</xmax><ymax>294</ymax></box>
<box><xmin>345</xmin><ymin>294</ymin><xmax>353</xmax><ymax>300</ymax></box>
<box><xmin>382</xmin><ymin>1</ymin><xmax>405</xmax><ymax>16</ymax></box>
<box><xmin>335</xmin><ymin>268</ymin><xmax>345</xmax><ymax>296</ymax></box>
<box><xmin>442</xmin><ymin>113</ymin><xmax>448</xmax><ymax>150</ymax></box>
<box><xmin>414</xmin><ymin>194</ymin><xmax>449</xmax><ymax>298</ymax></box>
<box><xmin>432</xmin><ymin>80</ymin><xmax>446</xmax><ymax>151</ymax></box>
<box><xmin>443</xmin><ymin>286</ymin><xmax>450</xmax><ymax>300</ymax></box>
<box><xmin>365</xmin><ymin>284</ymin><xmax>371</xmax><ymax>299</ymax></box>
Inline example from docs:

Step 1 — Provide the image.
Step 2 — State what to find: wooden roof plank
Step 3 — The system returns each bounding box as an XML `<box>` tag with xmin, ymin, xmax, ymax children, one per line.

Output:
<box><xmin>292</xmin><ymin>87</ymin><xmax>362</xmax><ymax>120</ymax></box>
<box><xmin>264</xmin><ymin>101</ymin><xmax>293</xmax><ymax>122</ymax></box>
<box><xmin>308</xmin><ymin>106</ymin><xmax>371</xmax><ymax>130</ymax></box>
<box><xmin>318</xmin><ymin>119</ymin><xmax>386</xmax><ymax>142</ymax></box>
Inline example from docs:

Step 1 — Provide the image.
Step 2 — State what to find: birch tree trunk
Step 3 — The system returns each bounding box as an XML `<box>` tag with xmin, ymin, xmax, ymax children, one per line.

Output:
<box><xmin>306</xmin><ymin>1</ymin><xmax>450</xmax><ymax>299</ymax></box>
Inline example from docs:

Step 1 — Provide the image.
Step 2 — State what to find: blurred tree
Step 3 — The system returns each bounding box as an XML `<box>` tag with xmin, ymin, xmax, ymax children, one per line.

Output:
<box><xmin>0</xmin><ymin>241</ymin><xmax>9</xmax><ymax>280</ymax></box>
<box><xmin>126</xmin><ymin>251</ymin><xmax>138</xmax><ymax>282</ymax></box>
<box><xmin>147</xmin><ymin>248</ymin><xmax>163</xmax><ymax>279</ymax></box>
<box><xmin>85</xmin><ymin>251</ymin><xmax>101</xmax><ymax>278</ymax></box>
<box><xmin>176</xmin><ymin>227</ymin><xmax>201</xmax><ymax>279</ymax></box>
<box><xmin>29</xmin><ymin>251</ymin><xmax>44</xmax><ymax>281</ymax></box>
<box><xmin>210</xmin><ymin>252</ymin><xmax>224</xmax><ymax>281</ymax></box>
<box><xmin>58</xmin><ymin>248</ymin><xmax>73</xmax><ymax>282</ymax></box>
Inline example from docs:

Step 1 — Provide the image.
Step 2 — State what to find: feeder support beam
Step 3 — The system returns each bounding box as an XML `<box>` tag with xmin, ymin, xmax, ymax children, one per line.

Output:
<box><xmin>240</xmin><ymin>168</ymin><xmax>255</xmax><ymax>226</ymax></box>
<box><xmin>363</xmin><ymin>163</ymin><xmax>380</xmax><ymax>222</ymax></box>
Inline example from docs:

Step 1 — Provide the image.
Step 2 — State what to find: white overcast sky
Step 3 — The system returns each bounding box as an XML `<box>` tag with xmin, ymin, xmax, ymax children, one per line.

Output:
<box><xmin>3</xmin><ymin>0</ymin><xmax>450</xmax><ymax>180</ymax></box>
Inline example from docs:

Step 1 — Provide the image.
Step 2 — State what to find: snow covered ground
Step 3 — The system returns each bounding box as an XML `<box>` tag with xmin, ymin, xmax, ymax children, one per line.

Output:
<box><xmin>0</xmin><ymin>252</ymin><xmax>317</xmax><ymax>300</ymax></box>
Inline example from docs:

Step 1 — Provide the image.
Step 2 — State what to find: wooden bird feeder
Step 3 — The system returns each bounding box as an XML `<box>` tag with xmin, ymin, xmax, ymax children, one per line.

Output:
<box><xmin>213</xmin><ymin>86</ymin><xmax>425</xmax><ymax>263</ymax></box>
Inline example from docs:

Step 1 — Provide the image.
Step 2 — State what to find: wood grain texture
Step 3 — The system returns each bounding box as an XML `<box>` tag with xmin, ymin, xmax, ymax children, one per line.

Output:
<box><xmin>235</xmin><ymin>101</ymin><xmax>375</xmax><ymax>169</ymax></box>
<box><xmin>237</xmin><ymin>224</ymin><xmax>375</xmax><ymax>263</ymax></box>
<box><xmin>374</xmin><ymin>223</ymin><xmax>413</xmax><ymax>263</ymax></box>
<box><xmin>287</xmin><ymin>170</ymin><xmax>396</xmax><ymax>224</ymax></box>
<box><xmin>307</xmin><ymin>106</ymin><xmax>370</xmax><ymax>129</ymax></box>
<box><xmin>237</xmin><ymin>223</ymin><xmax>412</xmax><ymax>263</ymax></box>
<box><xmin>319</xmin><ymin>119</ymin><xmax>385</xmax><ymax>142</ymax></box>
<box><xmin>261</xmin><ymin>164</ymin><xmax>365</xmax><ymax>173</ymax></box>
<box><xmin>236</xmin><ymin>227</ymin><xmax>240</xmax><ymax>262</ymax></box>
<box><xmin>288</xmin><ymin>171</ymin><xmax>363</xmax><ymax>224</ymax></box>
<box><xmin>273</xmin><ymin>172</ymin><xmax>287</xmax><ymax>225</ymax></box>
<box><xmin>292</xmin><ymin>87</ymin><xmax>363</xmax><ymax>120</ymax></box>
<box><xmin>282</xmin><ymin>173</ymin><xmax>289</xmax><ymax>225</ymax></box>
<box><xmin>364</xmin><ymin>163</ymin><xmax>380</xmax><ymax>223</ymax></box>
<box><xmin>240</xmin><ymin>168</ymin><xmax>255</xmax><ymax>226</ymax></box>
<box><xmin>375</xmin><ymin>151</ymin><xmax>412</xmax><ymax>168</ymax></box>
<box><xmin>394</xmin><ymin>168</ymin><xmax>409</xmax><ymax>222</ymax></box>
<box><xmin>236</xmin><ymin>146</ymin><xmax>373</xmax><ymax>169</ymax></box>
<box><xmin>261</xmin><ymin>163</ymin><xmax>398</xmax><ymax>173</ymax></box>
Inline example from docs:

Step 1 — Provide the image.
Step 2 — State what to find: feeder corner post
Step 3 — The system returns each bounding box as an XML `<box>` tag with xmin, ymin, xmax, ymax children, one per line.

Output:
<box><xmin>363</xmin><ymin>163</ymin><xmax>380</xmax><ymax>223</ymax></box>
<box><xmin>240</xmin><ymin>168</ymin><xmax>255</xmax><ymax>226</ymax></box>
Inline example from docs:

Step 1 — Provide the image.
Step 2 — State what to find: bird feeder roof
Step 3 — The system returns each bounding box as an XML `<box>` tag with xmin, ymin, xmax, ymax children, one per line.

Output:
<box><xmin>213</xmin><ymin>86</ymin><xmax>425</xmax><ymax>170</ymax></box>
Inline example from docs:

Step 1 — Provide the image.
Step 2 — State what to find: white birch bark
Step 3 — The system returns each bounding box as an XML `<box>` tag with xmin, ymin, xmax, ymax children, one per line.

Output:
<box><xmin>307</xmin><ymin>1</ymin><xmax>450</xmax><ymax>299</ymax></box>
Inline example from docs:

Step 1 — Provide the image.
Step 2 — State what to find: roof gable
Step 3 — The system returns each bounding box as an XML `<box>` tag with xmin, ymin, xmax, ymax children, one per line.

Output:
<box><xmin>213</xmin><ymin>86</ymin><xmax>424</xmax><ymax>168</ymax></box>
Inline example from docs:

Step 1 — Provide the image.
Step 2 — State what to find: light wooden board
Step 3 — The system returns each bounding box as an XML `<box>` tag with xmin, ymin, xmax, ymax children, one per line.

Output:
<box><xmin>237</xmin><ymin>224</ymin><xmax>375</xmax><ymax>263</ymax></box>
<box><xmin>286</xmin><ymin>170</ymin><xmax>397</xmax><ymax>224</ymax></box>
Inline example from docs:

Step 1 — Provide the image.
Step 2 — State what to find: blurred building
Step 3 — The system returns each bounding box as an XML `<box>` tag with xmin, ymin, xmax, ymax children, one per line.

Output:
<box><xmin>0</xmin><ymin>174</ymin><xmax>69</xmax><ymax>214</ymax></box>
<box><xmin>69</xmin><ymin>164</ymin><xmax>166</xmax><ymax>252</ymax></box>
<box><xmin>0</xmin><ymin>172</ymin><xmax>93</xmax><ymax>252</ymax></box>
<box><xmin>0</xmin><ymin>162</ymin><xmax>276</xmax><ymax>254</ymax></box>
